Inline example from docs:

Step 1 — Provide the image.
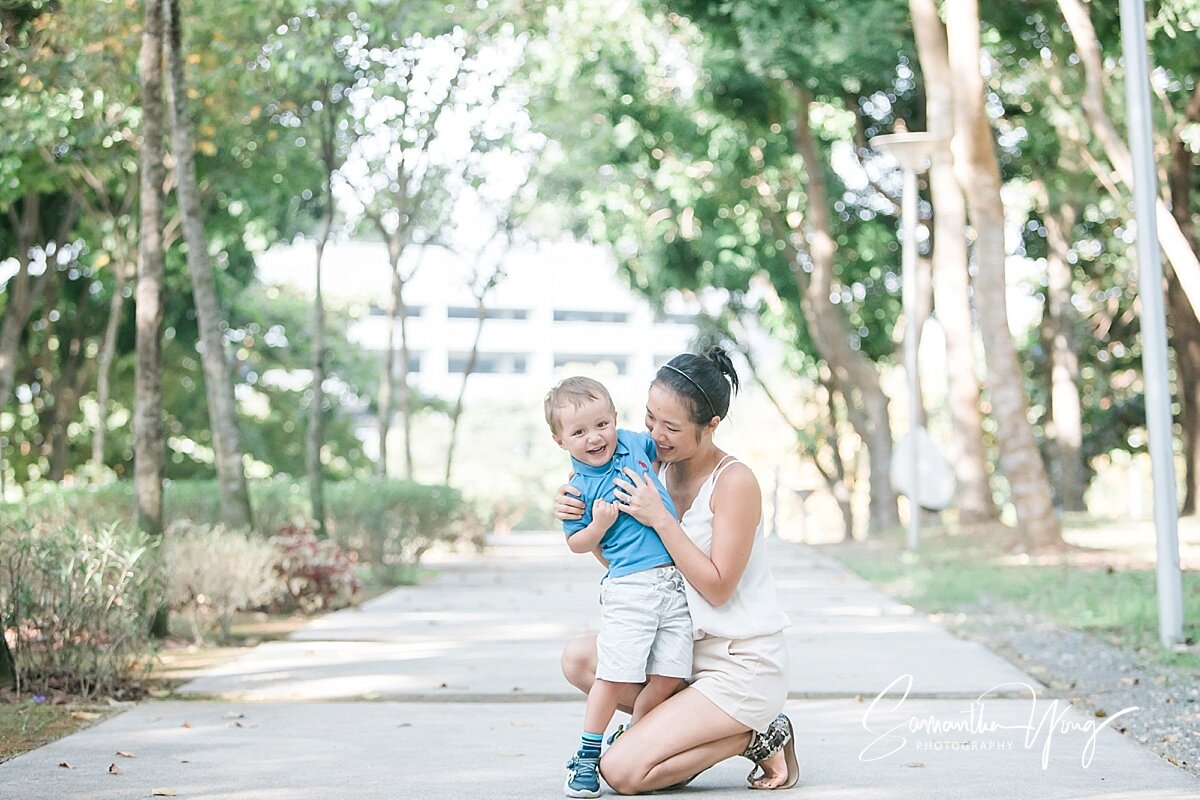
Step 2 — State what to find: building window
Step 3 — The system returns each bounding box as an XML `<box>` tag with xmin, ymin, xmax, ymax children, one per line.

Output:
<box><xmin>447</xmin><ymin>306</ymin><xmax>529</xmax><ymax>320</ymax></box>
<box><xmin>553</xmin><ymin>309</ymin><xmax>629</xmax><ymax>324</ymax></box>
<box><xmin>386</xmin><ymin>352</ymin><xmax>422</xmax><ymax>373</ymax></box>
<box><xmin>448</xmin><ymin>352</ymin><xmax>527</xmax><ymax>374</ymax></box>
<box><xmin>369</xmin><ymin>304</ymin><xmax>423</xmax><ymax>318</ymax></box>
<box><xmin>554</xmin><ymin>354</ymin><xmax>629</xmax><ymax>375</ymax></box>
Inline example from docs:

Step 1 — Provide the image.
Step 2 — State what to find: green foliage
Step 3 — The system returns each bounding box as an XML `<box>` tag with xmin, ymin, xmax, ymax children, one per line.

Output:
<box><xmin>0</xmin><ymin>515</ymin><xmax>164</xmax><ymax>698</ymax></box>
<box><xmin>324</xmin><ymin>479</ymin><xmax>470</xmax><ymax>585</ymax></box>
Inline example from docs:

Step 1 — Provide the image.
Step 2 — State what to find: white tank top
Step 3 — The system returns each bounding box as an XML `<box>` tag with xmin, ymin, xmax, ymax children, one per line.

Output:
<box><xmin>662</xmin><ymin>456</ymin><xmax>791</xmax><ymax>640</ymax></box>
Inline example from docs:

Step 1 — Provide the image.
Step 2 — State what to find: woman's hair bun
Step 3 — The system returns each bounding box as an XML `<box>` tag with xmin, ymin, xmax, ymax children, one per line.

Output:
<box><xmin>704</xmin><ymin>346</ymin><xmax>739</xmax><ymax>394</ymax></box>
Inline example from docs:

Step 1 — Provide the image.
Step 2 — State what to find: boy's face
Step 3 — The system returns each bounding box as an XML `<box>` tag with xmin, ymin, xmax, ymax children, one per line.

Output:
<box><xmin>552</xmin><ymin>396</ymin><xmax>618</xmax><ymax>467</ymax></box>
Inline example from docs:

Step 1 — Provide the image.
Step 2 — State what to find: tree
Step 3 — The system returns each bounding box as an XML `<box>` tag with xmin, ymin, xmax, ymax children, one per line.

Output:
<box><xmin>909</xmin><ymin>0</ymin><xmax>998</xmax><ymax>523</ymax></box>
<box><xmin>162</xmin><ymin>0</ymin><xmax>252</xmax><ymax>529</ymax></box>
<box><xmin>945</xmin><ymin>0</ymin><xmax>1060</xmax><ymax>546</ymax></box>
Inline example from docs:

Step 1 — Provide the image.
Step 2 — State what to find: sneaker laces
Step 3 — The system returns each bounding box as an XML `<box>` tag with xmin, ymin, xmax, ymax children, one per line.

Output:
<box><xmin>567</xmin><ymin>754</ymin><xmax>599</xmax><ymax>779</ymax></box>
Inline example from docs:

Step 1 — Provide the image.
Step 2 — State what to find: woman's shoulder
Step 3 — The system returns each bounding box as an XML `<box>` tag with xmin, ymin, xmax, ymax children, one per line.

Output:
<box><xmin>713</xmin><ymin>458</ymin><xmax>760</xmax><ymax>495</ymax></box>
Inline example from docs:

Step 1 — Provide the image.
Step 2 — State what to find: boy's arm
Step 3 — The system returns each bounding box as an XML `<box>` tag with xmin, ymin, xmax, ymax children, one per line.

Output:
<box><xmin>565</xmin><ymin>499</ymin><xmax>619</xmax><ymax>554</ymax></box>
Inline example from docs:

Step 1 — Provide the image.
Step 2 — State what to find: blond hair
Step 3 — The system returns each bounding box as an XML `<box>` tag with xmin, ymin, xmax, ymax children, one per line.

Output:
<box><xmin>544</xmin><ymin>376</ymin><xmax>616</xmax><ymax>435</ymax></box>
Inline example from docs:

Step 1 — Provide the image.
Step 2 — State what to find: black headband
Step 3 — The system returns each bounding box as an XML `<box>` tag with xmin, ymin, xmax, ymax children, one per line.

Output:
<box><xmin>663</xmin><ymin>364</ymin><xmax>715</xmax><ymax>418</ymax></box>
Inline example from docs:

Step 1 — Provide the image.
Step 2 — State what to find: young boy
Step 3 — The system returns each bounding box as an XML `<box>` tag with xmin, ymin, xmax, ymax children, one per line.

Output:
<box><xmin>544</xmin><ymin>376</ymin><xmax>692</xmax><ymax>799</ymax></box>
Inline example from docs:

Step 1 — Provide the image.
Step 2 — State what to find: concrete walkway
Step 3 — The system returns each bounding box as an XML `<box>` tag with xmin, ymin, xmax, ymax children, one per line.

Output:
<box><xmin>2</xmin><ymin>534</ymin><xmax>1196</xmax><ymax>799</ymax></box>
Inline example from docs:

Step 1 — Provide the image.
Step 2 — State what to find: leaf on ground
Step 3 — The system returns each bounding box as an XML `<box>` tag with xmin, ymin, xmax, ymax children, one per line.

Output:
<box><xmin>71</xmin><ymin>711</ymin><xmax>101</xmax><ymax>721</ymax></box>
<box><xmin>181</xmin><ymin>721</ymin><xmax>193</xmax><ymax>728</ymax></box>
<box><xmin>108</xmin><ymin>763</ymin><xmax>122</xmax><ymax>775</ymax></box>
<box><xmin>510</xmin><ymin>720</ymin><xmax>533</xmax><ymax>727</ymax></box>
<box><xmin>152</xmin><ymin>789</ymin><xmax>178</xmax><ymax>797</ymax></box>
<box><xmin>904</xmin><ymin>762</ymin><xmax>925</xmax><ymax>768</ymax></box>
<box><xmin>58</xmin><ymin>762</ymin><xmax>72</xmax><ymax>769</ymax></box>
<box><xmin>116</xmin><ymin>751</ymin><xmax>136</xmax><ymax>758</ymax></box>
<box><xmin>229</xmin><ymin>721</ymin><xmax>257</xmax><ymax>728</ymax></box>
<box><xmin>222</xmin><ymin>712</ymin><xmax>244</xmax><ymax>720</ymax></box>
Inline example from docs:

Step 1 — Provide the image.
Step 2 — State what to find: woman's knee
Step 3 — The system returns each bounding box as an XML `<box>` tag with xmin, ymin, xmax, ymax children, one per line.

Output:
<box><xmin>560</xmin><ymin>633</ymin><xmax>597</xmax><ymax>693</ymax></box>
<box><xmin>598</xmin><ymin>749</ymin><xmax>646</xmax><ymax>796</ymax></box>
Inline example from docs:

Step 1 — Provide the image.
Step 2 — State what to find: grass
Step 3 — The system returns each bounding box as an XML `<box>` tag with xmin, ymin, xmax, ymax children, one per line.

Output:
<box><xmin>0</xmin><ymin>700</ymin><xmax>114</xmax><ymax>763</ymax></box>
<box><xmin>825</xmin><ymin>525</ymin><xmax>1200</xmax><ymax>673</ymax></box>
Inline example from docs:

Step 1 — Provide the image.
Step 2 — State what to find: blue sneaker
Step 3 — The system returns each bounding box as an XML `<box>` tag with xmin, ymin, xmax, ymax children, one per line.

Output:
<box><xmin>564</xmin><ymin>753</ymin><xmax>601</xmax><ymax>798</ymax></box>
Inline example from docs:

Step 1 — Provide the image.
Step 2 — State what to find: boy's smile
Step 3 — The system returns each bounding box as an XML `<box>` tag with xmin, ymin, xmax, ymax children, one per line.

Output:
<box><xmin>554</xmin><ymin>396</ymin><xmax>618</xmax><ymax>467</ymax></box>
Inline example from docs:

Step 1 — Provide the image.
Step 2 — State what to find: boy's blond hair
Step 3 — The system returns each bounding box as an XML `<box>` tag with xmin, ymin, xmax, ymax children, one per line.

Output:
<box><xmin>544</xmin><ymin>376</ymin><xmax>617</xmax><ymax>435</ymax></box>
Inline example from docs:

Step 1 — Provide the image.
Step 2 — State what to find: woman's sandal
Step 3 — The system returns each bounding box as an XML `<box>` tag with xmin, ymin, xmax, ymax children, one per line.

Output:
<box><xmin>744</xmin><ymin>714</ymin><xmax>800</xmax><ymax>790</ymax></box>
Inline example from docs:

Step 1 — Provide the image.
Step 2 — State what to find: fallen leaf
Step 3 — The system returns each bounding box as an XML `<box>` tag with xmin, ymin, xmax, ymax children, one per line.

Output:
<box><xmin>230</xmin><ymin>721</ymin><xmax>257</xmax><ymax>728</ymax></box>
<box><xmin>71</xmin><ymin>711</ymin><xmax>101</xmax><ymax>721</ymax></box>
<box><xmin>108</xmin><ymin>763</ymin><xmax>122</xmax><ymax>775</ymax></box>
<box><xmin>58</xmin><ymin>762</ymin><xmax>72</xmax><ymax>769</ymax></box>
<box><xmin>904</xmin><ymin>762</ymin><xmax>925</xmax><ymax>768</ymax></box>
<box><xmin>1094</xmin><ymin>709</ymin><xmax>1108</xmax><ymax>718</ymax></box>
<box><xmin>116</xmin><ymin>751</ymin><xmax>136</xmax><ymax>758</ymax></box>
<box><xmin>152</xmin><ymin>789</ymin><xmax>177</xmax><ymax>797</ymax></box>
<box><xmin>222</xmin><ymin>712</ymin><xmax>244</xmax><ymax>720</ymax></box>
<box><xmin>181</xmin><ymin>721</ymin><xmax>193</xmax><ymax>728</ymax></box>
<box><xmin>510</xmin><ymin>720</ymin><xmax>533</xmax><ymax>728</ymax></box>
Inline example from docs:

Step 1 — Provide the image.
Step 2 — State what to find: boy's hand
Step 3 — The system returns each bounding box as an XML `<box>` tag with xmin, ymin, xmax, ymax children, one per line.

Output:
<box><xmin>592</xmin><ymin>499</ymin><xmax>619</xmax><ymax>530</ymax></box>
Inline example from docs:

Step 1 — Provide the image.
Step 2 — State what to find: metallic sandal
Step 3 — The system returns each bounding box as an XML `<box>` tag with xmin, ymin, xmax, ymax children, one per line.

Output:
<box><xmin>744</xmin><ymin>714</ymin><xmax>800</xmax><ymax>790</ymax></box>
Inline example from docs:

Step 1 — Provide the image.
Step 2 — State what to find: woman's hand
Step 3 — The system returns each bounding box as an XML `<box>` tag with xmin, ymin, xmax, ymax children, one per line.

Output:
<box><xmin>554</xmin><ymin>483</ymin><xmax>586</xmax><ymax>521</ymax></box>
<box><xmin>613</xmin><ymin>468</ymin><xmax>672</xmax><ymax>529</ymax></box>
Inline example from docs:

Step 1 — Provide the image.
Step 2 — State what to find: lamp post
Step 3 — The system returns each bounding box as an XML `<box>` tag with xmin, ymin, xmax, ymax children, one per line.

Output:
<box><xmin>1118</xmin><ymin>0</ymin><xmax>1184</xmax><ymax>647</ymax></box>
<box><xmin>870</xmin><ymin>131</ymin><xmax>943</xmax><ymax>551</ymax></box>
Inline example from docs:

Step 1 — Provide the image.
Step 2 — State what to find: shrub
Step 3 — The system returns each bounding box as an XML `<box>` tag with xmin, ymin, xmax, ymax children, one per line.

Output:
<box><xmin>269</xmin><ymin>523</ymin><xmax>362</xmax><ymax>612</ymax></box>
<box><xmin>326</xmin><ymin>480</ymin><xmax>467</xmax><ymax>585</ymax></box>
<box><xmin>0</xmin><ymin>514</ymin><xmax>164</xmax><ymax>699</ymax></box>
<box><xmin>163</xmin><ymin>522</ymin><xmax>284</xmax><ymax>643</ymax></box>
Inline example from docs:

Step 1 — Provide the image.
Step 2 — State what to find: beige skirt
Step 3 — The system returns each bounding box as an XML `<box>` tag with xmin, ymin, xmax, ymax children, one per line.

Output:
<box><xmin>688</xmin><ymin>630</ymin><xmax>789</xmax><ymax>734</ymax></box>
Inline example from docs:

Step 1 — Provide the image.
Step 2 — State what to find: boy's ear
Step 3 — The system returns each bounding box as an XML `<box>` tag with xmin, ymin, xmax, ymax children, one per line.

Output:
<box><xmin>552</xmin><ymin>433</ymin><xmax>566</xmax><ymax>450</ymax></box>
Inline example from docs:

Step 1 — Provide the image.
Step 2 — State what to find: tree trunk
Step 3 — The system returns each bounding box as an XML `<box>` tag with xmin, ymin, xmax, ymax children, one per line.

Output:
<box><xmin>308</xmin><ymin>105</ymin><xmax>334</xmax><ymax>538</ymax></box>
<box><xmin>945</xmin><ymin>0</ymin><xmax>1060</xmax><ymax>547</ymax></box>
<box><xmin>909</xmin><ymin>0</ymin><xmax>999</xmax><ymax>524</ymax></box>
<box><xmin>48</xmin><ymin>319</ymin><xmax>96</xmax><ymax>482</ymax></box>
<box><xmin>162</xmin><ymin>0</ymin><xmax>252</xmax><ymax>530</ymax></box>
<box><xmin>377</xmin><ymin>264</ymin><xmax>400</xmax><ymax>477</ymax></box>
<box><xmin>1043</xmin><ymin>204</ymin><xmax>1086</xmax><ymax>512</ymax></box>
<box><xmin>788</xmin><ymin>85</ymin><xmax>899</xmax><ymax>534</ymax></box>
<box><xmin>0</xmin><ymin>196</ymin><xmax>48</xmax><ymax>425</ymax></box>
<box><xmin>135</xmin><ymin>0</ymin><xmax>166</xmax><ymax>536</ymax></box>
<box><xmin>1057</xmin><ymin>0</ymin><xmax>1200</xmax><ymax>320</ymax></box>
<box><xmin>1168</xmin><ymin>84</ymin><xmax>1200</xmax><ymax>514</ymax></box>
<box><xmin>92</xmin><ymin>261</ymin><xmax>129</xmax><ymax>477</ymax></box>
<box><xmin>445</xmin><ymin>302</ymin><xmax>485</xmax><ymax>485</ymax></box>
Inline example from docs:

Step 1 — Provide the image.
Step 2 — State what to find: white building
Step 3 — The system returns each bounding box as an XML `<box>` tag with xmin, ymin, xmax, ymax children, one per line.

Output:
<box><xmin>257</xmin><ymin>238</ymin><xmax>701</xmax><ymax>405</ymax></box>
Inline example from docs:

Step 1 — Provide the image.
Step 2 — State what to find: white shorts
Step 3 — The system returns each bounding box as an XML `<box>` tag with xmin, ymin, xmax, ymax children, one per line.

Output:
<box><xmin>595</xmin><ymin>566</ymin><xmax>692</xmax><ymax>683</ymax></box>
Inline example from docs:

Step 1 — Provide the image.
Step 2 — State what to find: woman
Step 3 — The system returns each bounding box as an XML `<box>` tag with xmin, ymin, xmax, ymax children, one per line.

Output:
<box><xmin>555</xmin><ymin>347</ymin><xmax>799</xmax><ymax>793</ymax></box>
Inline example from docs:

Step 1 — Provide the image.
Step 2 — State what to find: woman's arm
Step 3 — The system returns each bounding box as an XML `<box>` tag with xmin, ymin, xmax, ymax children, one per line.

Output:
<box><xmin>613</xmin><ymin>465</ymin><xmax>759</xmax><ymax>607</ymax></box>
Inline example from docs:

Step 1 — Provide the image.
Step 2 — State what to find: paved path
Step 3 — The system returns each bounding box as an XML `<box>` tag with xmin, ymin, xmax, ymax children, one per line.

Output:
<box><xmin>2</xmin><ymin>534</ymin><xmax>1196</xmax><ymax>799</ymax></box>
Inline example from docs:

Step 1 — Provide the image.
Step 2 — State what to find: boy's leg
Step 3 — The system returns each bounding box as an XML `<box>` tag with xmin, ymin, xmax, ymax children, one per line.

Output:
<box><xmin>566</xmin><ymin>679</ymin><xmax>631</xmax><ymax>798</ymax></box>
<box><xmin>630</xmin><ymin>674</ymin><xmax>687</xmax><ymax>725</ymax></box>
<box><xmin>582</xmin><ymin>678</ymin><xmax>625</xmax><ymax>735</ymax></box>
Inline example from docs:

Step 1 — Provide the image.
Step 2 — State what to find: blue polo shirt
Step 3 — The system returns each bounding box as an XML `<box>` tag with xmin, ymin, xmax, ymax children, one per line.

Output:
<box><xmin>564</xmin><ymin>428</ymin><xmax>678</xmax><ymax>578</ymax></box>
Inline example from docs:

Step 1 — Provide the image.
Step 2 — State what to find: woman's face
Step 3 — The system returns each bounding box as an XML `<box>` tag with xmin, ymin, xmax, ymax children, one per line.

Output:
<box><xmin>645</xmin><ymin>383</ymin><xmax>705</xmax><ymax>462</ymax></box>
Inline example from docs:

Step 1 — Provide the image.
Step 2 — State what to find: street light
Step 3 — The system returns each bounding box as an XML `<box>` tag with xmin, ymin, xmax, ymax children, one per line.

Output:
<box><xmin>1118</xmin><ymin>0</ymin><xmax>1184</xmax><ymax>647</ymax></box>
<box><xmin>870</xmin><ymin>131</ymin><xmax>944</xmax><ymax>551</ymax></box>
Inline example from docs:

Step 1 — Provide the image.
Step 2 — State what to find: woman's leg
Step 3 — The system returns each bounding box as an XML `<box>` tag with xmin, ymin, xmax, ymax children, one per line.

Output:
<box><xmin>600</xmin><ymin>686</ymin><xmax>753</xmax><ymax>794</ymax></box>
<box><xmin>561</xmin><ymin>632</ymin><xmax>642</xmax><ymax>715</ymax></box>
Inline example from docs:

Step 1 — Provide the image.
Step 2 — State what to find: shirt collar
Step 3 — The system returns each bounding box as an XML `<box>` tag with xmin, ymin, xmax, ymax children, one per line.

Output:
<box><xmin>570</xmin><ymin>435</ymin><xmax>630</xmax><ymax>477</ymax></box>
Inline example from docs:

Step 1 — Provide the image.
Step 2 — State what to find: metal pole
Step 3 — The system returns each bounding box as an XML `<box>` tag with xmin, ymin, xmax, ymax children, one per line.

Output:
<box><xmin>902</xmin><ymin>166</ymin><xmax>921</xmax><ymax>551</ymax></box>
<box><xmin>1119</xmin><ymin>0</ymin><xmax>1184</xmax><ymax>647</ymax></box>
